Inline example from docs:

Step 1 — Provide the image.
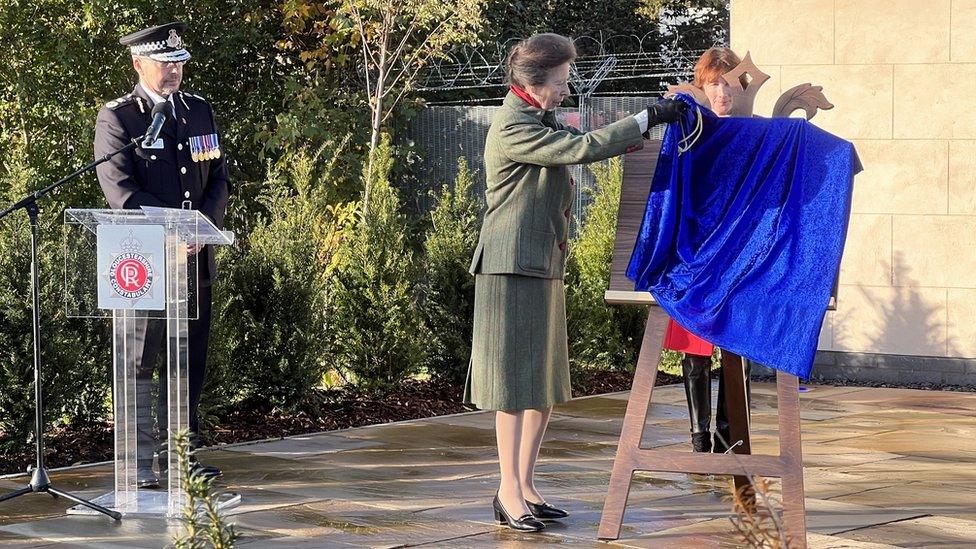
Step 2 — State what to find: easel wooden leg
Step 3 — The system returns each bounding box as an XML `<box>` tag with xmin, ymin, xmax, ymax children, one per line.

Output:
<box><xmin>721</xmin><ymin>351</ymin><xmax>753</xmax><ymax>499</ymax></box>
<box><xmin>597</xmin><ymin>308</ymin><xmax>669</xmax><ymax>540</ymax></box>
<box><xmin>777</xmin><ymin>370</ymin><xmax>807</xmax><ymax>548</ymax></box>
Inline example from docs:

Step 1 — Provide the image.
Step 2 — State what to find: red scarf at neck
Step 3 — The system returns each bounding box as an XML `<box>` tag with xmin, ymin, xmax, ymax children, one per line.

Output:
<box><xmin>510</xmin><ymin>85</ymin><xmax>543</xmax><ymax>109</ymax></box>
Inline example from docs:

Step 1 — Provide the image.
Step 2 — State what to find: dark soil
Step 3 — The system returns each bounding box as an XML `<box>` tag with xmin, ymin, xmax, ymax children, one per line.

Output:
<box><xmin>0</xmin><ymin>370</ymin><xmax>679</xmax><ymax>476</ymax></box>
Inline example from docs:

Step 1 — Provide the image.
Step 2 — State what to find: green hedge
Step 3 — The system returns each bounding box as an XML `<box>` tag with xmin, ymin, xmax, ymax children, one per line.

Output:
<box><xmin>206</xmin><ymin>144</ymin><xmax>356</xmax><ymax>416</ymax></box>
<box><xmin>566</xmin><ymin>159</ymin><xmax>647</xmax><ymax>373</ymax></box>
<box><xmin>420</xmin><ymin>157</ymin><xmax>481</xmax><ymax>385</ymax></box>
<box><xmin>325</xmin><ymin>135</ymin><xmax>426</xmax><ymax>392</ymax></box>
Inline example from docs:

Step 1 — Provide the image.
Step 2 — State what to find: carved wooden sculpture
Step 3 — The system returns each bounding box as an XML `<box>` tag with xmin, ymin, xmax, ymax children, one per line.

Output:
<box><xmin>597</xmin><ymin>52</ymin><xmax>834</xmax><ymax>548</ymax></box>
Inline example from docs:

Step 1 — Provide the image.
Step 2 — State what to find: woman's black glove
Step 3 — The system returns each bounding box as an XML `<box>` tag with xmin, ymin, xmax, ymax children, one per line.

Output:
<box><xmin>645</xmin><ymin>99</ymin><xmax>687</xmax><ymax>137</ymax></box>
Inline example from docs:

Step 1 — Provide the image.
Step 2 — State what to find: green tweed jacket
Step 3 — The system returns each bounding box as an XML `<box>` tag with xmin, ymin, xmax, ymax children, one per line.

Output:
<box><xmin>469</xmin><ymin>91</ymin><xmax>645</xmax><ymax>279</ymax></box>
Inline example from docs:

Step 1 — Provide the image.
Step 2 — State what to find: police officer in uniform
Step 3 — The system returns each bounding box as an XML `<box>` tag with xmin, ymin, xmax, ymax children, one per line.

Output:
<box><xmin>94</xmin><ymin>22</ymin><xmax>228</xmax><ymax>488</ymax></box>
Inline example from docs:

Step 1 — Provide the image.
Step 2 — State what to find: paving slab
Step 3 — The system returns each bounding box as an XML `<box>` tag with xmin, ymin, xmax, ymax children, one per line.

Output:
<box><xmin>0</xmin><ymin>382</ymin><xmax>973</xmax><ymax>547</ymax></box>
<box><xmin>840</xmin><ymin>515</ymin><xmax>976</xmax><ymax>548</ymax></box>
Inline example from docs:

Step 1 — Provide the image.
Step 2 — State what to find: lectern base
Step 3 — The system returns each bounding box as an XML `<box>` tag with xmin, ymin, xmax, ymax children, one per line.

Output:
<box><xmin>66</xmin><ymin>490</ymin><xmax>242</xmax><ymax>518</ymax></box>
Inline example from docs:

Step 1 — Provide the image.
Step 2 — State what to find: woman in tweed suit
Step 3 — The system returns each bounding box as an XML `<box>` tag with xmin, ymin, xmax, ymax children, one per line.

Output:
<box><xmin>464</xmin><ymin>33</ymin><xmax>685</xmax><ymax>532</ymax></box>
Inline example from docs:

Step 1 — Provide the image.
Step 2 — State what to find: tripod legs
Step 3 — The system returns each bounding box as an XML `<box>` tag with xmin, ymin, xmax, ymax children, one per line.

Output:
<box><xmin>0</xmin><ymin>487</ymin><xmax>32</xmax><ymax>503</ymax></box>
<box><xmin>0</xmin><ymin>466</ymin><xmax>121</xmax><ymax>520</ymax></box>
<box><xmin>47</xmin><ymin>487</ymin><xmax>121</xmax><ymax>520</ymax></box>
<box><xmin>0</xmin><ymin>484</ymin><xmax>120</xmax><ymax>520</ymax></box>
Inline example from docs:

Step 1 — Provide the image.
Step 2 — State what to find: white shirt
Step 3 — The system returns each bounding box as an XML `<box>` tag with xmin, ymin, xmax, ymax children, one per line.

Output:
<box><xmin>634</xmin><ymin>109</ymin><xmax>649</xmax><ymax>133</ymax></box>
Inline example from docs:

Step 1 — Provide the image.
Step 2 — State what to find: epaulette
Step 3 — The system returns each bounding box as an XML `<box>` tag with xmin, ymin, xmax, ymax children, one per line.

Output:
<box><xmin>177</xmin><ymin>91</ymin><xmax>210</xmax><ymax>112</ymax></box>
<box><xmin>180</xmin><ymin>91</ymin><xmax>209</xmax><ymax>103</ymax></box>
<box><xmin>104</xmin><ymin>93</ymin><xmax>136</xmax><ymax>110</ymax></box>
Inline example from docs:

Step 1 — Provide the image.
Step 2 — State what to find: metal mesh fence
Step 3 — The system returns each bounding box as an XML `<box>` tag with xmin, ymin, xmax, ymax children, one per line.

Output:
<box><xmin>405</xmin><ymin>96</ymin><xmax>666</xmax><ymax>232</ymax></box>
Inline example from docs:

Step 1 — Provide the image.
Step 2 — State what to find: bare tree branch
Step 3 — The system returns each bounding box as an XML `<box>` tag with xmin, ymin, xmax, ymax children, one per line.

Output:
<box><xmin>385</xmin><ymin>10</ymin><xmax>422</xmax><ymax>70</ymax></box>
<box><xmin>348</xmin><ymin>7</ymin><xmax>375</xmax><ymax>100</ymax></box>
<box><xmin>383</xmin><ymin>16</ymin><xmax>450</xmax><ymax>93</ymax></box>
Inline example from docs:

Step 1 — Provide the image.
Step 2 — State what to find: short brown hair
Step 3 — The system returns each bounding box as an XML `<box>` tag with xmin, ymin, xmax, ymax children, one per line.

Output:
<box><xmin>693</xmin><ymin>47</ymin><xmax>748</xmax><ymax>90</ymax></box>
<box><xmin>506</xmin><ymin>33</ymin><xmax>577</xmax><ymax>88</ymax></box>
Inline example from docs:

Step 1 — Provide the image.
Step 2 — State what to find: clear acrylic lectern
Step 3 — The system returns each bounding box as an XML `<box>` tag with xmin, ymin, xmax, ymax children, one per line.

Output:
<box><xmin>63</xmin><ymin>206</ymin><xmax>234</xmax><ymax>517</ymax></box>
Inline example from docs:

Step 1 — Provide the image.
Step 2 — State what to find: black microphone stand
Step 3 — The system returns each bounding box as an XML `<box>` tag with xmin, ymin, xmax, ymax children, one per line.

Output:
<box><xmin>0</xmin><ymin>135</ymin><xmax>146</xmax><ymax>521</ymax></box>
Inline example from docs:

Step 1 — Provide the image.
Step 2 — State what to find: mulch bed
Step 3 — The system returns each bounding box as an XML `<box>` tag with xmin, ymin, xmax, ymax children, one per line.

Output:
<box><xmin>0</xmin><ymin>369</ymin><xmax>680</xmax><ymax>476</ymax></box>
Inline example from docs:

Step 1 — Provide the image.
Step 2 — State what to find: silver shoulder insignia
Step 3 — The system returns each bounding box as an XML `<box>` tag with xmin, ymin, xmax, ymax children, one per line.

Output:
<box><xmin>105</xmin><ymin>96</ymin><xmax>132</xmax><ymax>110</ymax></box>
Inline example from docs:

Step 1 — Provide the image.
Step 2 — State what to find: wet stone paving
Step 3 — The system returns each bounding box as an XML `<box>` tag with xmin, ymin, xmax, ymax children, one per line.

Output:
<box><xmin>1</xmin><ymin>382</ymin><xmax>974</xmax><ymax>548</ymax></box>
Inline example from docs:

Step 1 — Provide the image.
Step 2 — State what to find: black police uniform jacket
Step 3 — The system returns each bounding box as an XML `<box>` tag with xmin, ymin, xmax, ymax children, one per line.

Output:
<box><xmin>94</xmin><ymin>85</ymin><xmax>229</xmax><ymax>285</ymax></box>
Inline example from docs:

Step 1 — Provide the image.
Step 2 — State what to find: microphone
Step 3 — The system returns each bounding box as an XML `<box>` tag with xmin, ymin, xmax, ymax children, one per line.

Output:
<box><xmin>140</xmin><ymin>101</ymin><xmax>174</xmax><ymax>148</ymax></box>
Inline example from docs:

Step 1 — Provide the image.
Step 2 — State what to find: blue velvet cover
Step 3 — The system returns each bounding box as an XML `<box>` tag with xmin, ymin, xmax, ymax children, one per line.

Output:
<box><xmin>626</xmin><ymin>95</ymin><xmax>862</xmax><ymax>378</ymax></box>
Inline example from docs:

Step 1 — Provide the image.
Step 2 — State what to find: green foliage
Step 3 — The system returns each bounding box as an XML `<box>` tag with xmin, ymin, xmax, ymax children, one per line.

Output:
<box><xmin>206</xmin><ymin>143</ymin><xmax>356</xmax><ymax>415</ymax></box>
<box><xmin>420</xmin><ymin>157</ymin><xmax>481</xmax><ymax>384</ymax></box>
<box><xmin>326</xmin><ymin>134</ymin><xmax>425</xmax><ymax>391</ymax></box>
<box><xmin>565</xmin><ymin>158</ymin><xmax>646</xmax><ymax>372</ymax></box>
<box><xmin>340</xmin><ymin>0</ymin><xmax>485</xmax><ymax>56</ymax></box>
<box><xmin>172</xmin><ymin>429</ymin><xmax>239</xmax><ymax>549</ymax></box>
<box><xmin>464</xmin><ymin>0</ymin><xmax>728</xmax><ymax>97</ymax></box>
<box><xmin>0</xmin><ymin>156</ymin><xmax>110</xmax><ymax>453</ymax></box>
<box><xmin>637</xmin><ymin>0</ymin><xmax>730</xmax><ymax>59</ymax></box>
<box><xmin>659</xmin><ymin>349</ymin><xmax>684</xmax><ymax>377</ymax></box>
<box><xmin>479</xmin><ymin>0</ymin><xmax>659</xmax><ymax>45</ymax></box>
<box><xmin>0</xmin><ymin>1</ymin><xmax>367</xmax><ymax>453</ymax></box>
<box><xmin>0</xmin><ymin>1</ymin><xmax>292</xmax><ymax>199</ymax></box>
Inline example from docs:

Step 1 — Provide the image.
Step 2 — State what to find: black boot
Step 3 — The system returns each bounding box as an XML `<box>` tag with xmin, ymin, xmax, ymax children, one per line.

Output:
<box><xmin>682</xmin><ymin>353</ymin><xmax>713</xmax><ymax>451</ymax></box>
<box><xmin>691</xmin><ymin>432</ymin><xmax>712</xmax><ymax>453</ymax></box>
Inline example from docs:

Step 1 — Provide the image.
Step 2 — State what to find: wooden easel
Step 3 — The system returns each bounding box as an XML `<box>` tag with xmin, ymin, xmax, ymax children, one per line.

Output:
<box><xmin>597</xmin><ymin>145</ymin><xmax>808</xmax><ymax>547</ymax></box>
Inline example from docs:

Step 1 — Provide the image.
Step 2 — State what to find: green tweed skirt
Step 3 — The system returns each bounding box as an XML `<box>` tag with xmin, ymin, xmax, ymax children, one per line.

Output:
<box><xmin>464</xmin><ymin>273</ymin><xmax>571</xmax><ymax>411</ymax></box>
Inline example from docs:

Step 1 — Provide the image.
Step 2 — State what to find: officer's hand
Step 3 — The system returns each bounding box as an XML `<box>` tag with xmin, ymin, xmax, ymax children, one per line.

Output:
<box><xmin>647</xmin><ymin>99</ymin><xmax>687</xmax><ymax>125</ymax></box>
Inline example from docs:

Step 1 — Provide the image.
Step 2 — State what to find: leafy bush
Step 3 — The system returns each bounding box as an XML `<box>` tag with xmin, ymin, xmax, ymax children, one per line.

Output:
<box><xmin>565</xmin><ymin>158</ymin><xmax>647</xmax><ymax>372</ymax></box>
<box><xmin>325</xmin><ymin>134</ymin><xmax>425</xmax><ymax>392</ymax></box>
<box><xmin>420</xmin><ymin>157</ymin><xmax>481</xmax><ymax>385</ymax></box>
<box><xmin>205</xmin><ymin>143</ymin><xmax>356</xmax><ymax>416</ymax></box>
<box><xmin>0</xmin><ymin>0</ymin><xmax>352</xmax><ymax>456</ymax></box>
<box><xmin>0</xmin><ymin>156</ymin><xmax>110</xmax><ymax>454</ymax></box>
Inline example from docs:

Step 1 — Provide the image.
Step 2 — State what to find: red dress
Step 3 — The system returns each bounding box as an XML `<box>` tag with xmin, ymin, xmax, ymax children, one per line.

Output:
<box><xmin>663</xmin><ymin>318</ymin><xmax>713</xmax><ymax>357</ymax></box>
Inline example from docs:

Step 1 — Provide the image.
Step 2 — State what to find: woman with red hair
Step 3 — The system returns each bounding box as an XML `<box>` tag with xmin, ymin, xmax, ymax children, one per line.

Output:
<box><xmin>666</xmin><ymin>46</ymin><xmax>752</xmax><ymax>454</ymax></box>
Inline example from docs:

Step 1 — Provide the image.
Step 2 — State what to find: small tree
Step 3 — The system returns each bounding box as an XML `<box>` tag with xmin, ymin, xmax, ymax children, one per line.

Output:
<box><xmin>341</xmin><ymin>0</ymin><xmax>485</xmax><ymax>207</ymax></box>
<box><xmin>326</xmin><ymin>134</ymin><xmax>426</xmax><ymax>391</ymax></box>
<box><xmin>565</xmin><ymin>158</ymin><xmax>646</xmax><ymax>372</ymax></box>
<box><xmin>421</xmin><ymin>157</ymin><xmax>481</xmax><ymax>384</ymax></box>
<box><xmin>206</xmin><ymin>142</ymin><xmax>356</xmax><ymax>416</ymax></box>
<box><xmin>172</xmin><ymin>430</ymin><xmax>239</xmax><ymax>549</ymax></box>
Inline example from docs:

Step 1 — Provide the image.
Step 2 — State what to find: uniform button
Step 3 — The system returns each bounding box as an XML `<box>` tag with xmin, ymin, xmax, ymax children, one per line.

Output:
<box><xmin>150</xmin><ymin>154</ymin><xmax>157</xmax><ymax>160</ymax></box>
<box><xmin>178</xmin><ymin>143</ymin><xmax>183</xmax><ymax>150</ymax></box>
<box><xmin>184</xmin><ymin>191</ymin><xmax>191</xmax><ymax>198</ymax></box>
<box><xmin>180</xmin><ymin>167</ymin><xmax>187</xmax><ymax>175</ymax></box>
<box><xmin>564</xmin><ymin>208</ymin><xmax>571</xmax><ymax>218</ymax></box>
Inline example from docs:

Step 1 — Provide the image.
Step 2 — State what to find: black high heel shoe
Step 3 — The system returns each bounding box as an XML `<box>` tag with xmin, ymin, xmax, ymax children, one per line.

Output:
<box><xmin>525</xmin><ymin>499</ymin><xmax>569</xmax><ymax>520</ymax></box>
<box><xmin>493</xmin><ymin>494</ymin><xmax>545</xmax><ymax>532</ymax></box>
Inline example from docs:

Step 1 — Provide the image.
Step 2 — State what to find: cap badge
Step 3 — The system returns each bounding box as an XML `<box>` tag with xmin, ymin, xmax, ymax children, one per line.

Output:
<box><xmin>167</xmin><ymin>29</ymin><xmax>182</xmax><ymax>48</ymax></box>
